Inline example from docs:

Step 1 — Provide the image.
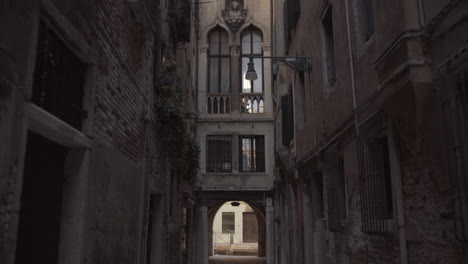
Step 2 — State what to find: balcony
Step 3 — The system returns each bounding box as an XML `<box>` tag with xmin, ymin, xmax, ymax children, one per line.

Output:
<box><xmin>241</xmin><ymin>93</ymin><xmax>264</xmax><ymax>114</ymax></box>
<box><xmin>207</xmin><ymin>94</ymin><xmax>231</xmax><ymax>114</ymax></box>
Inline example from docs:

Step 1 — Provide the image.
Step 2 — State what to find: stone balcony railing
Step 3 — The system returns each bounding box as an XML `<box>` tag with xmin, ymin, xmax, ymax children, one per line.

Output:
<box><xmin>207</xmin><ymin>93</ymin><xmax>231</xmax><ymax>114</ymax></box>
<box><xmin>241</xmin><ymin>93</ymin><xmax>265</xmax><ymax>114</ymax></box>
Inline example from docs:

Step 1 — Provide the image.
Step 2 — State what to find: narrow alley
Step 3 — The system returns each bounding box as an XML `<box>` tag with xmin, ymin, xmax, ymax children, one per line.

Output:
<box><xmin>1</xmin><ymin>1</ymin><xmax>468</xmax><ymax>264</ymax></box>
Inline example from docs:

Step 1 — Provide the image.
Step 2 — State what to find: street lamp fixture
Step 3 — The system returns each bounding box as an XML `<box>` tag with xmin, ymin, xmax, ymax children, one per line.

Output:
<box><xmin>245</xmin><ymin>56</ymin><xmax>312</xmax><ymax>81</ymax></box>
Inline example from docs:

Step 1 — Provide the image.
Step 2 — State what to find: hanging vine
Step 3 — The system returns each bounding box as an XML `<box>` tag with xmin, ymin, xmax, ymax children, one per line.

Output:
<box><xmin>155</xmin><ymin>60</ymin><xmax>199</xmax><ymax>184</ymax></box>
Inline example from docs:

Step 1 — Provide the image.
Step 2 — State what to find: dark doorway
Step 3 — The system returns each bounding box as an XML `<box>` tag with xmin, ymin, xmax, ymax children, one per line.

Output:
<box><xmin>243</xmin><ymin>212</ymin><xmax>258</xmax><ymax>243</ymax></box>
<box><xmin>146</xmin><ymin>194</ymin><xmax>164</xmax><ymax>264</ymax></box>
<box><xmin>15</xmin><ymin>132</ymin><xmax>67</xmax><ymax>264</ymax></box>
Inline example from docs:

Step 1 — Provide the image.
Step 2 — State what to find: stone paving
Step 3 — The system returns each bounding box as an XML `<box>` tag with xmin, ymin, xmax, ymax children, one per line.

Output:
<box><xmin>209</xmin><ymin>256</ymin><xmax>267</xmax><ymax>264</ymax></box>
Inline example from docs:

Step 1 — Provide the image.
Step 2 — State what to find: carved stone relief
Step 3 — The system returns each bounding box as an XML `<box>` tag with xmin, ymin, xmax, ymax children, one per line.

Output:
<box><xmin>222</xmin><ymin>0</ymin><xmax>247</xmax><ymax>32</ymax></box>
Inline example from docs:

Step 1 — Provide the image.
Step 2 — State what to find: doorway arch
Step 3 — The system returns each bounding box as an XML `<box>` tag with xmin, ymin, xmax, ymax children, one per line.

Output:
<box><xmin>208</xmin><ymin>201</ymin><xmax>266</xmax><ymax>257</ymax></box>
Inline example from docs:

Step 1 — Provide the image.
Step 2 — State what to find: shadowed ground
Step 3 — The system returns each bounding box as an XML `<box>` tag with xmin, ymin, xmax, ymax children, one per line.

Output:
<box><xmin>209</xmin><ymin>256</ymin><xmax>267</xmax><ymax>264</ymax></box>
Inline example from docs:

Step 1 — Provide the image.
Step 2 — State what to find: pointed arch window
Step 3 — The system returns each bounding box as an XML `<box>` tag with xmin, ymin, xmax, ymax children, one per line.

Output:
<box><xmin>209</xmin><ymin>27</ymin><xmax>230</xmax><ymax>93</ymax></box>
<box><xmin>241</xmin><ymin>27</ymin><xmax>263</xmax><ymax>93</ymax></box>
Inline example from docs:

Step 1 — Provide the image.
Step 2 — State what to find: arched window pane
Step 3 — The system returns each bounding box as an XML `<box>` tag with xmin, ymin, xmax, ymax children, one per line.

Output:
<box><xmin>209</xmin><ymin>30</ymin><xmax>220</xmax><ymax>55</ymax></box>
<box><xmin>220</xmin><ymin>97</ymin><xmax>225</xmax><ymax>113</ymax></box>
<box><xmin>221</xmin><ymin>31</ymin><xmax>229</xmax><ymax>55</ymax></box>
<box><xmin>210</xmin><ymin>58</ymin><xmax>220</xmax><ymax>93</ymax></box>
<box><xmin>213</xmin><ymin>97</ymin><xmax>218</xmax><ymax>114</ymax></box>
<box><xmin>252</xmin><ymin>30</ymin><xmax>262</xmax><ymax>54</ymax></box>
<box><xmin>241</xmin><ymin>32</ymin><xmax>251</xmax><ymax>54</ymax></box>
<box><xmin>208</xmin><ymin>98</ymin><xmax>212</xmax><ymax>113</ymax></box>
<box><xmin>253</xmin><ymin>99</ymin><xmax>259</xmax><ymax>113</ymax></box>
<box><xmin>221</xmin><ymin>58</ymin><xmax>230</xmax><ymax>93</ymax></box>
<box><xmin>242</xmin><ymin>57</ymin><xmax>252</xmax><ymax>93</ymax></box>
<box><xmin>259</xmin><ymin>99</ymin><xmax>264</xmax><ymax>113</ymax></box>
<box><xmin>253</xmin><ymin>58</ymin><xmax>263</xmax><ymax>93</ymax></box>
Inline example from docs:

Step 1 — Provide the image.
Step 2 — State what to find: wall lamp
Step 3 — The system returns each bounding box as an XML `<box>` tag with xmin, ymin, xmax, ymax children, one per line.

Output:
<box><xmin>245</xmin><ymin>56</ymin><xmax>312</xmax><ymax>81</ymax></box>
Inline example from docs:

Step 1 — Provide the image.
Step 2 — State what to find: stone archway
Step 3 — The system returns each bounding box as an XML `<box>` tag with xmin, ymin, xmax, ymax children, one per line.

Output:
<box><xmin>207</xmin><ymin>201</ymin><xmax>266</xmax><ymax>257</ymax></box>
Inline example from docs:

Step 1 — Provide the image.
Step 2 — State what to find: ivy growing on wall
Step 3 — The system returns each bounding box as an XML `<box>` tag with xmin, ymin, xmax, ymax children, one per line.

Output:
<box><xmin>155</xmin><ymin>60</ymin><xmax>200</xmax><ymax>184</ymax></box>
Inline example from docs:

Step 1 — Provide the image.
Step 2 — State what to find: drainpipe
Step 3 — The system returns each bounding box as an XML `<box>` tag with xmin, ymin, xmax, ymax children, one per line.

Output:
<box><xmin>388</xmin><ymin>122</ymin><xmax>408</xmax><ymax>264</ymax></box>
<box><xmin>344</xmin><ymin>0</ymin><xmax>358</xmax><ymax>134</ymax></box>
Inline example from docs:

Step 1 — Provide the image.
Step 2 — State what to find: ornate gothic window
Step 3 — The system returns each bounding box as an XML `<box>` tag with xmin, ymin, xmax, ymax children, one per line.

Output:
<box><xmin>209</xmin><ymin>27</ymin><xmax>230</xmax><ymax>93</ymax></box>
<box><xmin>241</xmin><ymin>27</ymin><xmax>263</xmax><ymax>94</ymax></box>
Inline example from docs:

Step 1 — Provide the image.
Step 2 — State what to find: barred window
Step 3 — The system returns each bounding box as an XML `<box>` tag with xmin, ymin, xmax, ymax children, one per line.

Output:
<box><xmin>222</xmin><ymin>212</ymin><xmax>235</xmax><ymax>233</ymax></box>
<box><xmin>206</xmin><ymin>135</ymin><xmax>232</xmax><ymax>173</ymax></box>
<box><xmin>358</xmin><ymin>111</ymin><xmax>394</xmax><ymax>234</ymax></box>
<box><xmin>442</xmin><ymin>66</ymin><xmax>468</xmax><ymax>241</ymax></box>
<box><xmin>32</xmin><ymin>19</ymin><xmax>86</xmax><ymax>130</ymax></box>
<box><xmin>240</xmin><ymin>136</ymin><xmax>265</xmax><ymax>172</ymax></box>
<box><xmin>326</xmin><ymin>143</ymin><xmax>346</xmax><ymax>232</ymax></box>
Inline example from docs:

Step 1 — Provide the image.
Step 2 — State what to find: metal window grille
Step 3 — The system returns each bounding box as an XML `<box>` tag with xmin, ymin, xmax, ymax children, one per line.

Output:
<box><xmin>326</xmin><ymin>143</ymin><xmax>346</xmax><ymax>232</ymax></box>
<box><xmin>239</xmin><ymin>136</ymin><xmax>265</xmax><ymax>172</ymax></box>
<box><xmin>442</xmin><ymin>67</ymin><xmax>468</xmax><ymax>241</ymax></box>
<box><xmin>32</xmin><ymin>19</ymin><xmax>86</xmax><ymax>130</ymax></box>
<box><xmin>357</xmin><ymin>111</ymin><xmax>394</xmax><ymax>234</ymax></box>
<box><xmin>222</xmin><ymin>212</ymin><xmax>235</xmax><ymax>233</ymax></box>
<box><xmin>281</xmin><ymin>87</ymin><xmax>295</xmax><ymax>146</ymax></box>
<box><xmin>206</xmin><ymin>135</ymin><xmax>232</xmax><ymax>172</ymax></box>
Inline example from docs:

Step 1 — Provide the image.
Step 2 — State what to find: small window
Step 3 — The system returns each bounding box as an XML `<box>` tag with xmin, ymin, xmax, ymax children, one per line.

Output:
<box><xmin>239</xmin><ymin>135</ymin><xmax>265</xmax><ymax>172</ymax></box>
<box><xmin>281</xmin><ymin>87</ymin><xmax>294</xmax><ymax>147</ymax></box>
<box><xmin>32</xmin><ymin>19</ymin><xmax>87</xmax><ymax>130</ymax></box>
<box><xmin>325</xmin><ymin>143</ymin><xmax>346</xmax><ymax>232</ymax></box>
<box><xmin>358</xmin><ymin>111</ymin><xmax>394</xmax><ymax>234</ymax></box>
<box><xmin>209</xmin><ymin>27</ymin><xmax>230</xmax><ymax>93</ymax></box>
<box><xmin>321</xmin><ymin>5</ymin><xmax>337</xmax><ymax>89</ymax></box>
<box><xmin>354</xmin><ymin>0</ymin><xmax>375</xmax><ymax>44</ymax></box>
<box><xmin>222</xmin><ymin>212</ymin><xmax>235</xmax><ymax>233</ymax></box>
<box><xmin>206</xmin><ymin>135</ymin><xmax>232</xmax><ymax>173</ymax></box>
<box><xmin>297</xmin><ymin>72</ymin><xmax>307</xmax><ymax>127</ymax></box>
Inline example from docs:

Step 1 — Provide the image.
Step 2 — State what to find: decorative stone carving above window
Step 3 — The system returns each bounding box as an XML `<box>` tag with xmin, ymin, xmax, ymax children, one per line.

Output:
<box><xmin>222</xmin><ymin>0</ymin><xmax>247</xmax><ymax>32</ymax></box>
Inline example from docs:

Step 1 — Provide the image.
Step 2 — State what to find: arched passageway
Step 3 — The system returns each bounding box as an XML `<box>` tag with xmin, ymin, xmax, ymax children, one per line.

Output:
<box><xmin>208</xmin><ymin>201</ymin><xmax>266</xmax><ymax>258</ymax></box>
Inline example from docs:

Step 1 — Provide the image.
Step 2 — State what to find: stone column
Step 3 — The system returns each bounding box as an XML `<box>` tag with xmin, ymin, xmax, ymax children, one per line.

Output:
<box><xmin>197</xmin><ymin>205</ymin><xmax>209</xmax><ymax>264</ymax></box>
<box><xmin>265</xmin><ymin>197</ymin><xmax>275</xmax><ymax>264</ymax></box>
<box><xmin>230</xmin><ymin>44</ymin><xmax>241</xmax><ymax>114</ymax></box>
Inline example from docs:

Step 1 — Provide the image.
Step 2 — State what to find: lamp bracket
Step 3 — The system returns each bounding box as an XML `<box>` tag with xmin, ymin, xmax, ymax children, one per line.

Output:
<box><xmin>249</xmin><ymin>56</ymin><xmax>312</xmax><ymax>72</ymax></box>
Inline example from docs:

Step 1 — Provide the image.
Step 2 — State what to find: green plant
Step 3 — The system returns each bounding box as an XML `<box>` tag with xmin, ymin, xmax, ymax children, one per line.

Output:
<box><xmin>155</xmin><ymin>61</ymin><xmax>200</xmax><ymax>183</ymax></box>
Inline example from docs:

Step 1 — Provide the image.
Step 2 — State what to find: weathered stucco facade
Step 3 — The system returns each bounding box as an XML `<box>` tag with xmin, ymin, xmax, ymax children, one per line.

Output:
<box><xmin>0</xmin><ymin>1</ymin><xmax>194</xmax><ymax>264</ymax></box>
<box><xmin>273</xmin><ymin>0</ymin><xmax>468</xmax><ymax>263</ymax></box>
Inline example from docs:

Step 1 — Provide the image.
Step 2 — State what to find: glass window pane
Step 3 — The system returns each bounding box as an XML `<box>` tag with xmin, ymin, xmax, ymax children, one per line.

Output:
<box><xmin>252</xmin><ymin>30</ymin><xmax>262</xmax><ymax>54</ymax></box>
<box><xmin>253</xmin><ymin>58</ymin><xmax>263</xmax><ymax>93</ymax></box>
<box><xmin>241</xmin><ymin>32</ymin><xmax>251</xmax><ymax>54</ymax></box>
<box><xmin>220</xmin><ymin>58</ymin><xmax>230</xmax><ymax>93</ymax></box>
<box><xmin>242</xmin><ymin>57</ymin><xmax>251</xmax><ymax>93</ymax></box>
<box><xmin>221</xmin><ymin>31</ymin><xmax>230</xmax><ymax>55</ymax></box>
<box><xmin>210</xmin><ymin>30</ymin><xmax>220</xmax><ymax>55</ymax></box>
<box><xmin>210</xmin><ymin>58</ymin><xmax>219</xmax><ymax>93</ymax></box>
